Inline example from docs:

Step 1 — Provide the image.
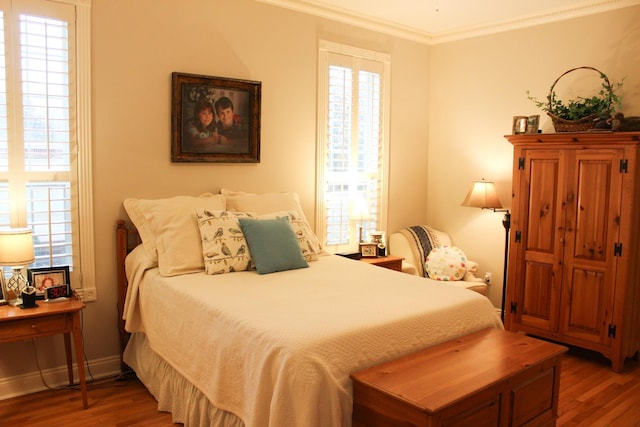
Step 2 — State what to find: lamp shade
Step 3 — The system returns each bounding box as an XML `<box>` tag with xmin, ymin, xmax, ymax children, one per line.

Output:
<box><xmin>351</xmin><ymin>198</ymin><xmax>372</xmax><ymax>222</ymax></box>
<box><xmin>0</xmin><ymin>227</ymin><xmax>35</xmax><ymax>266</ymax></box>
<box><xmin>461</xmin><ymin>179</ymin><xmax>504</xmax><ymax>209</ymax></box>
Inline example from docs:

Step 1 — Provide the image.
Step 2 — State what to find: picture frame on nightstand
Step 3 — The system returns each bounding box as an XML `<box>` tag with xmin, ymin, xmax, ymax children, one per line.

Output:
<box><xmin>359</xmin><ymin>243</ymin><xmax>378</xmax><ymax>258</ymax></box>
<box><xmin>28</xmin><ymin>266</ymin><xmax>70</xmax><ymax>300</ymax></box>
<box><xmin>0</xmin><ymin>274</ymin><xmax>6</xmax><ymax>305</ymax></box>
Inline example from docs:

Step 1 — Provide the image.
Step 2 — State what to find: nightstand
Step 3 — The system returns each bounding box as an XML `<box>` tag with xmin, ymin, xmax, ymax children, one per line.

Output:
<box><xmin>0</xmin><ymin>295</ymin><xmax>88</xmax><ymax>408</ymax></box>
<box><xmin>360</xmin><ymin>255</ymin><xmax>404</xmax><ymax>272</ymax></box>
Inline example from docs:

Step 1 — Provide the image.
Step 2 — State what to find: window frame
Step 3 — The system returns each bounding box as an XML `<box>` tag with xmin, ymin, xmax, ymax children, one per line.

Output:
<box><xmin>316</xmin><ymin>40</ymin><xmax>390</xmax><ymax>253</ymax></box>
<box><xmin>0</xmin><ymin>0</ymin><xmax>94</xmax><ymax>295</ymax></box>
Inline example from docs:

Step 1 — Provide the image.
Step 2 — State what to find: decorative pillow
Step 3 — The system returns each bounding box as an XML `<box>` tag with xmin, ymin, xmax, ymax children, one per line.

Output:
<box><xmin>425</xmin><ymin>246</ymin><xmax>468</xmax><ymax>281</ymax></box>
<box><xmin>123</xmin><ymin>193</ymin><xmax>226</xmax><ymax>276</ymax></box>
<box><xmin>257</xmin><ymin>211</ymin><xmax>320</xmax><ymax>262</ymax></box>
<box><xmin>238</xmin><ymin>217</ymin><xmax>309</xmax><ymax>274</ymax></box>
<box><xmin>196</xmin><ymin>209</ymin><xmax>256</xmax><ymax>275</ymax></box>
<box><xmin>221</xmin><ymin>189</ymin><xmax>324</xmax><ymax>252</ymax></box>
<box><xmin>223</xmin><ymin>189</ymin><xmax>309</xmax><ymax>221</ymax></box>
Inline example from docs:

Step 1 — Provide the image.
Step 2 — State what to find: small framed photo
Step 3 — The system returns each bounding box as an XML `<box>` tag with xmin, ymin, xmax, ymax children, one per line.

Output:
<box><xmin>0</xmin><ymin>275</ymin><xmax>6</xmax><ymax>306</ymax></box>
<box><xmin>512</xmin><ymin>115</ymin><xmax>540</xmax><ymax>134</ymax></box>
<box><xmin>512</xmin><ymin>116</ymin><xmax>529</xmax><ymax>134</ymax></box>
<box><xmin>171</xmin><ymin>72</ymin><xmax>261</xmax><ymax>163</ymax></box>
<box><xmin>359</xmin><ymin>243</ymin><xmax>378</xmax><ymax>258</ymax></box>
<box><xmin>526</xmin><ymin>115</ymin><xmax>540</xmax><ymax>134</ymax></box>
<box><xmin>28</xmin><ymin>266</ymin><xmax>70</xmax><ymax>300</ymax></box>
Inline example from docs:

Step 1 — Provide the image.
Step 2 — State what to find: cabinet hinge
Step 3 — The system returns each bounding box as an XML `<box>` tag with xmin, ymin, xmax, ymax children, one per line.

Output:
<box><xmin>620</xmin><ymin>159</ymin><xmax>628</xmax><ymax>173</ymax></box>
<box><xmin>518</xmin><ymin>157</ymin><xmax>525</xmax><ymax>170</ymax></box>
<box><xmin>515</xmin><ymin>230</ymin><xmax>522</xmax><ymax>243</ymax></box>
<box><xmin>614</xmin><ymin>243</ymin><xmax>623</xmax><ymax>257</ymax></box>
<box><xmin>510</xmin><ymin>301</ymin><xmax>517</xmax><ymax>314</ymax></box>
<box><xmin>608</xmin><ymin>324</ymin><xmax>617</xmax><ymax>338</ymax></box>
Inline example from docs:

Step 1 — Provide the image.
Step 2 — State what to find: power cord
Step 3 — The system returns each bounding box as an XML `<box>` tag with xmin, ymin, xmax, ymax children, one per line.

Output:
<box><xmin>30</xmin><ymin>305</ymin><xmax>137</xmax><ymax>392</ymax></box>
<box><xmin>31</xmin><ymin>339</ymin><xmax>135</xmax><ymax>392</ymax></box>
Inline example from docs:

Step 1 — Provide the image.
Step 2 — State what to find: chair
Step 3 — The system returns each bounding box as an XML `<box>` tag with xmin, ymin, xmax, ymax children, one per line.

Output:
<box><xmin>388</xmin><ymin>225</ymin><xmax>487</xmax><ymax>295</ymax></box>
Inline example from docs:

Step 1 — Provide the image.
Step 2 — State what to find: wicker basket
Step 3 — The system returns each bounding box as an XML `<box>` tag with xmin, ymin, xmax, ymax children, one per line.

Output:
<box><xmin>547</xmin><ymin>66</ymin><xmax>611</xmax><ymax>132</ymax></box>
<box><xmin>547</xmin><ymin>112</ymin><xmax>598</xmax><ymax>132</ymax></box>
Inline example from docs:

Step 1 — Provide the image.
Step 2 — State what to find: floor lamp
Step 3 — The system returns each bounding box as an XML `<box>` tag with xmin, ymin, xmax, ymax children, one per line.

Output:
<box><xmin>461</xmin><ymin>179</ymin><xmax>511</xmax><ymax>322</ymax></box>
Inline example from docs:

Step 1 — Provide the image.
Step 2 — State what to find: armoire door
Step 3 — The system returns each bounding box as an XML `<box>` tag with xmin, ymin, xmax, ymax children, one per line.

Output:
<box><xmin>508</xmin><ymin>149</ymin><xmax>566</xmax><ymax>332</ymax></box>
<box><xmin>558</xmin><ymin>149</ymin><xmax>622</xmax><ymax>346</ymax></box>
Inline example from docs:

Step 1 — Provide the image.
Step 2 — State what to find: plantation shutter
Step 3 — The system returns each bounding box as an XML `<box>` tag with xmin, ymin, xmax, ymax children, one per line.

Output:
<box><xmin>0</xmin><ymin>0</ymin><xmax>93</xmax><ymax>294</ymax></box>
<box><xmin>317</xmin><ymin>41</ymin><xmax>389</xmax><ymax>252</ymax></box>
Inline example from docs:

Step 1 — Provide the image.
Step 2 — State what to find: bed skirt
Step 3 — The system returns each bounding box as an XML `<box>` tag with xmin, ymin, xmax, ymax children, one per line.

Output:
<box><xmin>123</xmin><ymin>332</ymin><xmax>245</xmax><ymax>427</ymax></box>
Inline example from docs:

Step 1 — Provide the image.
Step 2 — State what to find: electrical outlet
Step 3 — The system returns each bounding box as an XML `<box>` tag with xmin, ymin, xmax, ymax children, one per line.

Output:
<box><xmin>484</xmin><ymin>272</ymin><xmax>492</xmax><ymax>285</ymax></box>
<box><xmin>83</xmin><ymin>287</ymin><xmax>97</xmax><ymax>302</ymax></box>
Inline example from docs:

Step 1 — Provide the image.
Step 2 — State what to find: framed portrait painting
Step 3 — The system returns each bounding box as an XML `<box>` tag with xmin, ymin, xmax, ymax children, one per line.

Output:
<box><xmin>171</xmin><ymin>72</ymin><xmax>261</xmax><ymax>163</ymax></box>
<box><xmin>28</xmin><ymin>266</ymin><xmax>70</xmax><ymax>299</ymax></box>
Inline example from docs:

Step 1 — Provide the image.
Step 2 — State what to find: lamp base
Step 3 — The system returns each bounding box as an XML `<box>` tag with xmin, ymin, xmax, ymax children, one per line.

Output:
<box><xmin>8</xmin><ymin>298</ymin><xmax>23</xmax><ymax>306</ymax></box>
<box><xmin>5</xmin><ymin>268</ymin><xmax>28</xmax><ymax>307</ymax></box>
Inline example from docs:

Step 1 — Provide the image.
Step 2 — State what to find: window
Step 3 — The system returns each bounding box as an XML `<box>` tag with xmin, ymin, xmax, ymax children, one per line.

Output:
<box><xmin>0</xmin><ymin>0</ymin><xmax>93</xmax><ymax>292</ymax></box>
<box><xmin>316</xmin><ymin>41</ymin><xmax>390</xmax><ymax>252</ymax></box>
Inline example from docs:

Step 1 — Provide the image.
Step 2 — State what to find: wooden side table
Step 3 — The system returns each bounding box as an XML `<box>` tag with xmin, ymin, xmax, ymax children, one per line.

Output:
<box><xmin>360</xmin><ymin>255</ymin><xmax>403</xmax><ymax>272</ymax></box>
<box><xmin>0</xmin><ymin>295</ymin><xmax>87</xmax><ymax>408</ymax></box>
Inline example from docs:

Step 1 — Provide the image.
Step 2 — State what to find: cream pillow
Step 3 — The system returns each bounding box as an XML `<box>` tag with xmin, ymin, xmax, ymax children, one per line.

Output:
<box><xmin>223</xmin><ymin>189</ymin><xmax>309</xmax><ymax>221</ymax></box>
<box><xmin>221</xmin><ymin>189</ymin><xmax>323</xmax><ymax>252</ymax></box>
<box><xmin>123</xmin><ymin>193</ymin><xmax>226</xmax><ymax>276</ymax></box>
<box><xmin>425</xmin><ymin>246</ymin><xmax>468</xmax><ymax>281</ymax></box>
<box><xmin>196</xmin><ymin>209</ymin><xmax>256</xmax><ymax>274</ymax></box>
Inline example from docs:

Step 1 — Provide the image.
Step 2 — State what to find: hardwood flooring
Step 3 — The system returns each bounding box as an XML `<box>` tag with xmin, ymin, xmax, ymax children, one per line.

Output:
<box><xmin>0</xmin><ymin>346</ymin><xmax>638</xmax><ymax>426</ymax></box>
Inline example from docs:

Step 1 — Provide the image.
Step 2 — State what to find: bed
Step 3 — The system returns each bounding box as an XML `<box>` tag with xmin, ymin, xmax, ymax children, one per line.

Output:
<box><xmin>116</xmin><ymin>190</ymin><xmax>503</xmax><ymax>427</ymax></box>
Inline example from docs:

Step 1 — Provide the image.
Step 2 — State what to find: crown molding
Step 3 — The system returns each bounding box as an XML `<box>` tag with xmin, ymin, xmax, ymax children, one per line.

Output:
<box><xmin>430</xmin><ymin>0</ymin><xmax>640</xmax><ymax>44</ymax></box>
<box><xmin>256</xmin><ymin>0</ymin><xmax>640</xmax><ymax>45</ymax></box>
<box><xmin>256</xmin><ymin>0</ymin><xmax>433</xmax><ymax>44</ymax></box>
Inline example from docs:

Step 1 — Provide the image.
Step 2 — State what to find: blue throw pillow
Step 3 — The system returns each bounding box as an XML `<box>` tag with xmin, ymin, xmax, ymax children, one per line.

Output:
<box><xmin>238</xmin><ymin>216</ymin><xmax>309</xmax><ymax>274</ymax></box>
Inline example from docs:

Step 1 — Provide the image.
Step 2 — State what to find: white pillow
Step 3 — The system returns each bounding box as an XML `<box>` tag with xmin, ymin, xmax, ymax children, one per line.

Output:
<box><xmin>425</xmin><ymin>246</ymin><xmax>468</xmax><ymax>281</ymax></box>
<box><xmin>221</xmin><ymin>189</ymin><xmax>323</xmax><ymax>252</ymax></box>
<box><xmin>222</xmin><ymin>189</ymin><xmax>309</xmax><ymax>221</ymax></box>
<box><xmin>123</xmin><ymin>193</ymin><xmax>226</xmax><ymax>276</ymax></box>
<box><xmin>196</xmin><ymin>209</ymin><xmax>256</xmax><ymax>274</ymax></box>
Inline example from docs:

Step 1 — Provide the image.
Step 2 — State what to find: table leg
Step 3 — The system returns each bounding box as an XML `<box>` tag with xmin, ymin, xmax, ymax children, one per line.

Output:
<box><xmin>63</xmin><ymin>332</ymin><xmax>73</xmax><ymax>385</ymax></box>
<box><xmin>71</xmin><ymin>311</ymin><xmax>88</xmax><ymax>409</ymax></box>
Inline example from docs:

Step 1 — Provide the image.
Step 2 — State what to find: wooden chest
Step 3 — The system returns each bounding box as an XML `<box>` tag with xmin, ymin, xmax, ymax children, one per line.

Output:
<box><xmin>351</xmin><ymin>328</ymin><xmax>567</xmax><ymax>427</ymax></box>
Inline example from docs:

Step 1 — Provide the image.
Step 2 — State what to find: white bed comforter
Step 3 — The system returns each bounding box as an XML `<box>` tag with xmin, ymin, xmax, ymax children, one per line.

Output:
<box><xmin>124</xmin><ymin>247</ymin><xmax>503</xmax><ymax>427</ymax></box>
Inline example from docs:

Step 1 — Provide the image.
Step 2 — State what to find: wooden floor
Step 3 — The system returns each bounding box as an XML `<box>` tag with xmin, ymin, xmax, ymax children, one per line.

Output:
<box><xmin>0</xmin><ymin>346</ymin><xmax>639</xmax><ymax>426</ymax></box>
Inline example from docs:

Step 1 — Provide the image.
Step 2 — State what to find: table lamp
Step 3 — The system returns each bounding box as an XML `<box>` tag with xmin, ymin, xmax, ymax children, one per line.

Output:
<box><xmin>0</xmin><ymin>228</ymin><xmax>35</xmax><ymax>306</ymax></box>
<box><xmin>351</xmin><ymin>198</ymin><xmax>372</xmax><ymax>243</ymax></box>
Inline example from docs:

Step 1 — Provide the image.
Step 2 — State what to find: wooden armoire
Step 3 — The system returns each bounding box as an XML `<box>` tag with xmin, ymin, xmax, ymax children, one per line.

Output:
<box><xmin>504</xmin><ymin>132</ymin><xmax>640</xmax><ymax>372</ymax></box>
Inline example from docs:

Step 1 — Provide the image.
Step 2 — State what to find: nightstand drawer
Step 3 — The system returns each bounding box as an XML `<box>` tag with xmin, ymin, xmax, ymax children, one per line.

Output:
<box><xmin>0</xmin><ymin>314</ymin><xmax>68</xmax><ymax>341</ymax></box>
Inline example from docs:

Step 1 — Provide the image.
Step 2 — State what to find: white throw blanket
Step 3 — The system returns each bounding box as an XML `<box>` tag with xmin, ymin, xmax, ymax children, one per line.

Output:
<box><xmin>124</xmin><ymin>251</ymin><xmax>502</xmax><ymax>427</ymax></box>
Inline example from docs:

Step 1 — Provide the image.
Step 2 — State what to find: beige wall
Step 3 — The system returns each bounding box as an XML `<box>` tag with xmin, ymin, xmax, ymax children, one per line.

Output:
<box><xmin>428</xmin><ymin>5</ymin><xmax>640</xmax><ymax>308</ymax></box>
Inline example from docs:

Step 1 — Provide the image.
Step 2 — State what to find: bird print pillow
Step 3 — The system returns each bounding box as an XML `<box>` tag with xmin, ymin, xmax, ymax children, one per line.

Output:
<box><xmin>256</xmin><ymin>211</ymin><xmax>320</xmax><ymax>262</ymax></box>
<box><xmin>196</xmin><ymin>209</ymin><xmax>256</xmax><ymax>275</ymax></box>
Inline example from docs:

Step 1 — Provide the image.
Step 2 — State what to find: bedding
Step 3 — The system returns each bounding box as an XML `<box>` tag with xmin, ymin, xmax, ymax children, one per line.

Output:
<box><xmin>122</xmin><ymin>244</ymin><xmax>503</xmax><ymax>427</ymax></box>
<box><xmin>123</xmin><ymin>193</ymin><xmax>226</xmax><ymax>276</ymax></box>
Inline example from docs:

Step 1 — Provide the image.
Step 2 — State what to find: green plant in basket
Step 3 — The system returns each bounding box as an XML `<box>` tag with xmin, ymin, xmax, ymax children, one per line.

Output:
<box><xmin>527</xmin><ymin>66</ymin><xmax>623</xmax><ymax>131</ymax></box>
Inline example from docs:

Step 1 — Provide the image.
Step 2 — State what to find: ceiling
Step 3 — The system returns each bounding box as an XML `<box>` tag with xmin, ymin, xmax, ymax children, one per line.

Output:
<box><xmin>257</xmin><ymin>0</ymin><xmax>639</xmax><ymax>43</ymax></box>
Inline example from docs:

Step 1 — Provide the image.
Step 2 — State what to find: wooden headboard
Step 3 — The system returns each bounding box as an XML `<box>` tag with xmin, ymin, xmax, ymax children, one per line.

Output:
<box><xmin>116</xmin><ymin>219</ymin><xmax>141</xmax><ymax>372</ymax></box>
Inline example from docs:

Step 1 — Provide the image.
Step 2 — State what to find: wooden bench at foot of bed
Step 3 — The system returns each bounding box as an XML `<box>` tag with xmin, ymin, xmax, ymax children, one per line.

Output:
<box><xmin>350</xmin><ymin>328</ymin><xmax>567</xmax><ymax>427</ymax></box>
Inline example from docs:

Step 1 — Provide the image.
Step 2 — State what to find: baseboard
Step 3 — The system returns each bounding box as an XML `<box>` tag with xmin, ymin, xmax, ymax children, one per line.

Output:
<box><xmin>0</xmin><ymin>354</ymin><xmax>121</xmax><ymax>400</ymax></box>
